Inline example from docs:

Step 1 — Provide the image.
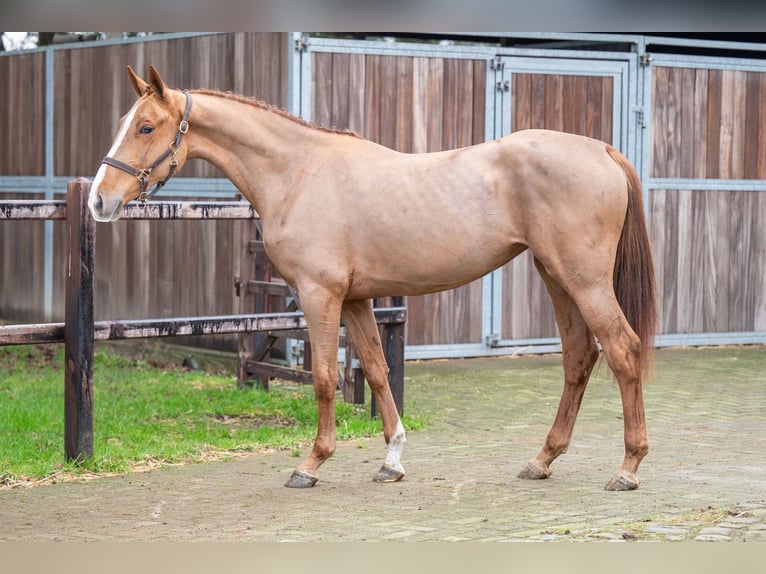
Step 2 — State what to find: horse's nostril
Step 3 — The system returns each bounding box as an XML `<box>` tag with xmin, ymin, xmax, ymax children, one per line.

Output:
<box><xmin>95</xmin><ymin>194</ymin><xmax>104</xmax><ymax>212</ymax></box>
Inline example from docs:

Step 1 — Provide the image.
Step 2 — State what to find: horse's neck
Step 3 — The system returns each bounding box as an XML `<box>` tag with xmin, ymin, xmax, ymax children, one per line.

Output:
<box><xmin>186</xmin><ymin>93</ymin><xmax>321</xmax><ymax>219</ymax></box>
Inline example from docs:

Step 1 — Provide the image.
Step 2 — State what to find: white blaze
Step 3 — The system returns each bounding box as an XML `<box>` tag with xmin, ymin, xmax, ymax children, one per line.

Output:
<box><xmin>88</xmin><ymin>102</ymin><xmax>140</xmax><ymax>216</ymax></box>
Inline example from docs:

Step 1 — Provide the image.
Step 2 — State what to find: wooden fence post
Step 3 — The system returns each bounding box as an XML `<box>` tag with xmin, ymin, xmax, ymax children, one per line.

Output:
<box><xmin>64</xmin><ymin>178</ymin><xmax>95</xmax><ymax>461</ymax></box>
<box><xmin>372</xmin><ymin>297</ymin><xmax>405</xmax><ymax>417</ymax></box>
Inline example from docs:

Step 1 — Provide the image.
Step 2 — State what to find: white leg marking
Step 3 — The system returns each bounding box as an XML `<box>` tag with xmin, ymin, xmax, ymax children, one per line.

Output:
<box><xmin>384</xmin><ymin>419</ymin><xmax>406</xmax><ymax>473</ymax></box>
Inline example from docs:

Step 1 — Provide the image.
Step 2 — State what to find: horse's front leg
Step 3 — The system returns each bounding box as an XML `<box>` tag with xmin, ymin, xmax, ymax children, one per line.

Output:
<box><xmin>284</xmin><ymin>290</ymin><xmax>343</xmax><ymax>488</ymax></box>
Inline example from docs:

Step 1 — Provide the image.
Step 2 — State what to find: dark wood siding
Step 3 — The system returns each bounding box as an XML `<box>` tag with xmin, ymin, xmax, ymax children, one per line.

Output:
<box><xmin>650</xmin><ymin>65</ymin><xmax>766</xmax><ymax>337</ymax></box>
<box><xmin>0</xmin><ymin>52</ymin><xmax>46</xmax><ymax>176</ymax></box>
<box><xmin>652</xmin><ymin>67</ymin><xmax>766</xmax><ymax>179</ymax></box>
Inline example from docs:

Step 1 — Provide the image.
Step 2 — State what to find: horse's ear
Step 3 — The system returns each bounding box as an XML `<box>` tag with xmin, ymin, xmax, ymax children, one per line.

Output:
<box><xmin>147</xmin><ymin>65</ymin><xmax>167</xmax><ymax>99</ymax></box>
<box><xmin>127</xmin><ymin>65</ymin><xmax>148</xmax><ymax>96</ymax></box>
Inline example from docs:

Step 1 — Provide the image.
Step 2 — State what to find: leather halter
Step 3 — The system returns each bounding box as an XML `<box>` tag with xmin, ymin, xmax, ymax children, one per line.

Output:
<box><xmin>101</xmin><ymin>90</ymin><xmax>193</xmax><ymax>205</ymax></box>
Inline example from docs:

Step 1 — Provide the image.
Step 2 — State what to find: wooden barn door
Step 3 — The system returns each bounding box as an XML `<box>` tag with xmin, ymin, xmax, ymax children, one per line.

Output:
<box><xmin>487</xmin><ymin>56</ymin><xmax>632</xmax><ymax>351</ymax></box>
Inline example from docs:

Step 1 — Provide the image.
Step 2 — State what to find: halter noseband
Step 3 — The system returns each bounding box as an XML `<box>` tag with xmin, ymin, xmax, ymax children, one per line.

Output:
<box><xmin>101</xmin><ymin>90</ymin><xmax>193</xmax><ymax>205</ymax></box>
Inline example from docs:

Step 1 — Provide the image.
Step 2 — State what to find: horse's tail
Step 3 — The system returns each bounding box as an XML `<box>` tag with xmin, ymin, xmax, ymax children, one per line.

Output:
<box><xmin>606</xmin><ymin>145</ymin><xmax>658</xmax><ymax>381</ymax></box>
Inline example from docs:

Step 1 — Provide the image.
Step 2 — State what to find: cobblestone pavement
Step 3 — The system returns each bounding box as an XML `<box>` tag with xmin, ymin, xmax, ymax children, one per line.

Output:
<box><xmin>2</xmin><ymin>347</ymin><xmax>765</xmax><ymax>541</ymax></box>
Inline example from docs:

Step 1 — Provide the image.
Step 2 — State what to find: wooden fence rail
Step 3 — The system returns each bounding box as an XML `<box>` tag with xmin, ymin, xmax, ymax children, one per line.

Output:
<box><xmin>0</xmin><ymin>179</ymin><xmax>406</xmax><ymax>462</ymax></box>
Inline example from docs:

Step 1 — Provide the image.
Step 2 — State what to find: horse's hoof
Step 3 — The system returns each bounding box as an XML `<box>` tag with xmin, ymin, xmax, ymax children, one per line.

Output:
<box><xmin>284</xmin><ymin>470</ymin><xmax>319</xmax><ymax>488</ymax></box>
<box><xmin>373</xmin><ymin>464</ymin><xmax>405</xmax><ymax>483</ymax></box>
<box><xmin>518</xmin><ymin>461</ymin><xmax>552</xmax><ymax>480</ymax></box>
<box><xmin>605</xmin><ymin>474</ymin><xmax>639</xmax><ymax>491</ymax></box>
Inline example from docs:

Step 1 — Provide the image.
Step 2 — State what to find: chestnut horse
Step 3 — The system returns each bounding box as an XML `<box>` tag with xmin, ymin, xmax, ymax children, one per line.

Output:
<box><xmin>89</xmin><ymin>66</ymin><xmax>657</xmax><ymax>491</ymax></box>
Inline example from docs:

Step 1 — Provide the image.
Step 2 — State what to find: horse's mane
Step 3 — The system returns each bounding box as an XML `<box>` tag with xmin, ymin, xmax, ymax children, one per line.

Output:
<box><xmin>190</xmin><ymin>88</ymin><xmax>363</xmax><ymax>139</ymax></box>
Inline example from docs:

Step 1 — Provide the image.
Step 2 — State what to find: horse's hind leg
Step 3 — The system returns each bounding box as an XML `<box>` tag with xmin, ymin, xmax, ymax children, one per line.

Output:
<box><xmin>535</xmin><ymin>263</ymin><xmax>648</xmax><ymax>490</ymax></box>
<box><xmin>519</xmin><ymin>259</ymin><xmax>600</xmax><ymax>481</ymax></box>
<box><xmin>341</xmin><ymin>299</ymin><xmax>406</xmax><ymax>482</ymax></box>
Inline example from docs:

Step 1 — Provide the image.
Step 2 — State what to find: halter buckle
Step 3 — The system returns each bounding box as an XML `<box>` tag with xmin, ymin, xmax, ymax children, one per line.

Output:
<box><xmin>136</xmin><ymin>168</ymin><xmax>152</xmax><ymax>183</ymax></box>
<box><xmin>179</xmin><ymin>120</ymin><xmax>189</xmax><ymax>134</ymax></box>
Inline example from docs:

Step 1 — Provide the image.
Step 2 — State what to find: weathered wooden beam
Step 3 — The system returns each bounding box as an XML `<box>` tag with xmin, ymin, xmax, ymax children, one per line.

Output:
<box><xmin>246</xmin><ymin>361</ymin><xmax>313</xmax><ymax>386</ymax></box>
<box><xmin>247</xmin><ymin>280</ymin><xmax>293</xmax><ymax>297</ymax></box>
<box><xmin>0</xmin><ymin>307</ymin><xmax>406</xmax><ymax>347</ymax></box>
<box><xmin>0</xmin><ymin>323</ymin><xmax>66</xmax><ymax>345</ymax></box>
<box><xmin>120</xmin><ymin>201</ymin><xmax>258</xmax><ymax>220</ymax></box>
<box><xmin>0</xmin><ymin>200</ymin><xmax>67</xmax><ymax>220</ymax></box>
<box><xmin>64</xmin><ymin>178</ymin><xmax>95</xmax><ymax>461</ymax></box>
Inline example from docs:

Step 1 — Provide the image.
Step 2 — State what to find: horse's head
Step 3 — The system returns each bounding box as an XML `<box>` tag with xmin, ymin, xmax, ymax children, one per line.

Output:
<box><xmin>88</xmin><ymin>65</ymin><xmax>192</xmax><ymax>222</ymax></box>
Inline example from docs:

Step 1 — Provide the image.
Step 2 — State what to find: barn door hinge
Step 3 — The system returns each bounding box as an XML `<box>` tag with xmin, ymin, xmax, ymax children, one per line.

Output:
<box><xmin>491</xmin><ymin>56</ymin><xmax>505</xmax><ymax>71</ymax></box>
<box><xmin>294</xmin><ymin>36</ymin><xmax>309</xmax><ymax>52</ymax></box>
<box><xmin>639</xmin><ymin>53</ymin><xmax>652</xmax><ymax>67</ymax></box>
<box><xmin>486</xmin><ymin>332</ymin><xmax>501</xmax><ymax>347</ymax></box>
<box><xmin>632</xmin><ymin>105</ymin><xmax>646</xmax><ymax>129</ymax></box>
<box><xmin>496</xmin><ymin>79</ymin><xmax>510</xmax><ymax>92</ymax></box>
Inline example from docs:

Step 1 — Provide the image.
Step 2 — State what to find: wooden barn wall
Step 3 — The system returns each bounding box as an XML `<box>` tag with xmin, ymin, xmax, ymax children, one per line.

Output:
<box><xmin>1</xmin><ymin>33</ymin><xmax>288</xmax><ymax>348</ymax></box>
<box><xmin>650</xmin><ymin>65</ymin><xmax>766</xmax><ymax>336</ymax></box>
<box><xmin>311</xmin><ymin>52</ymin><xmax>487</xmax><ymax>346</ymax></box>
<box><xmin>0</xmin><ymin>51</ymin><xmax>46</xmax><ymax>176</ymax></box>
<box><xmin>4</xmin><ymin>36</ymin><xmax>766</xmax><ymax>354</ymax></box>
<box><xmin>502</xmin><ymin>73</ymin><xmax>615</xmax><ymax>340</ymax></box>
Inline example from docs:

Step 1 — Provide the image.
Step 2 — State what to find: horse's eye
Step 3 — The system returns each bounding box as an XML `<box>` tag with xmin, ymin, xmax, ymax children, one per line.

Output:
<box><xmin>139</xmin><ymin>125</ymin><xmax>154</xmax><ymax>135</ymax></box>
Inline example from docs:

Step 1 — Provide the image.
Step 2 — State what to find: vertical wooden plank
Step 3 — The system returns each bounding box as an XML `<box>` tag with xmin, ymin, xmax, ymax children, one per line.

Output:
<box><xmin>530</xmin><ymin>74</ymin><xmax>546</xmax><ymax>130</ymax></box>
<box><xmin>754</xmin><ymin>192</ymin><xmax>766</xmax><ymax>330</ymax></box>
<box><xmin>693</xmin><ymin>69</ymin><xmax>709</xmax><ymax>178</ymax></box>
<box><xmin>348</xmin><ymin>53</ymin><xmax>366</xmax><ymax>135</ymax></box>
<box><xmin>426</xmin><ymin>58</ymin><xmax>443</xmax><ymax>151</ymax></box>
<box><xmin>441</xmin><ymin>58</ymin><xmax>458</xmax><ymax>149</ymax></box>
<box><xmin>65</xmin><ymin>178</ymin><xmax>95</xmax><ymax>461</ymax></box>
<box><xmin>675</xmin><ymin>189</ymin><xmax>694</xmax><ymax>333</ymax></box>
<box><xmin>730</xmin><ymin>70</ymin><xmax>747</xmax><ymax>179</ymax></box>
<box><xmin>544</xmin><ymin>74</ymin><xmax>563</xmax><ymax>132</ymax></box>
<box><xmin>665</xmin><ymin>67</ymin><xmax>682</xmax><ymax>178</ymax></box>
<box><xmin>512</xmin><ymin>73</ymin><xmax>531</xmax><ymax>132</ymax></box>
<box><xmin>706</xmin><ymin>69</ymin><xmax>722</xmax><ymax>179</ymax></box>
<box><xmin>455</xmin><ymin>60</ymin><xmax>473</xmax><ymax>148</ymax></box>
<box><xmin>364</xmin><ymin>55</ymin><xmax>381</xmax><ymax>143</ymax></box>
<box><xmin>331</xmin><ymin>53</ymin><xmax>350</xmax><ymax>130</ymax></box>
<box><xmin>718</xmin><ymin>70</ymin><xmax>735</xmax><ymax>179</ymax></box>
<box><xmin>312</xmin><ymin>52</ymin><xmax>332</xmax><ymax>128</ymax></box>
<box><xmin>679</xmin><ymin>68</ymin><xmax>696</xmax><ymax>178</ymax></box>
<box><xmin>649</xmin><ymin>190</ymin><xmax>668</xmax><ymax>332</ymax></box>
<box><xmin>744</xmin><ymin>72</ymin><xmax>760</xmax><ymax>179</ymax></box>
<box><xmin>411</xmin><ymin>57</ymin><xmax>428</xmax><ymax>153</ymax></box>
<box><xmin>585</xmin><ymin>75</ymin><xmax>600</xmax><ymax>139</ymax></box>
<box><xmin>379</xmin><ymin>55</ymin><xmax>398</xmax><ymax>150</ymax></box>
<box><xmin>759</xmin><ymin>74</ymin><xmax>766</xmax><ymax>179</ymax></box>
<box><xmin>712</xmin><ymin>192</ymin><xmax>731</xmax><ymax>330</ymax></box>
<box><xmin>573</xmin><ymin>75</ymin><xmax>587</xmax><ymax>136</ymax></box>
<box><xmin>561</xmin><ymin>75</ymin><xmax>575</xmax><ymax>135</ymax></box>
<box><xmin>728</xmin><ymin>191</ymin><xmax>754</xmax><ymax>331</ymax></box>
<box><xmin>396</xmin><ymin>57</ymin><xmax>414</xmax><ymax>152</ymax></box>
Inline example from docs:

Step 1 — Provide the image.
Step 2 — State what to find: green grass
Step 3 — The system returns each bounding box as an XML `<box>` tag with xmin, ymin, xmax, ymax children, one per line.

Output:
<box><xmin>0</xmin><ymin>344</ymin><xmax>424</xmax><ymax>486</ymax></box>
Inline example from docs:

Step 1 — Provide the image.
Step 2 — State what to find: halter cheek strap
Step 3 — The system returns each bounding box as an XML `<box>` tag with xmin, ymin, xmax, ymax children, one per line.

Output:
<box><xmin>101</xmin><ymin>90</ymin><xmax>193</xmax><ymax>205</ymax></box>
